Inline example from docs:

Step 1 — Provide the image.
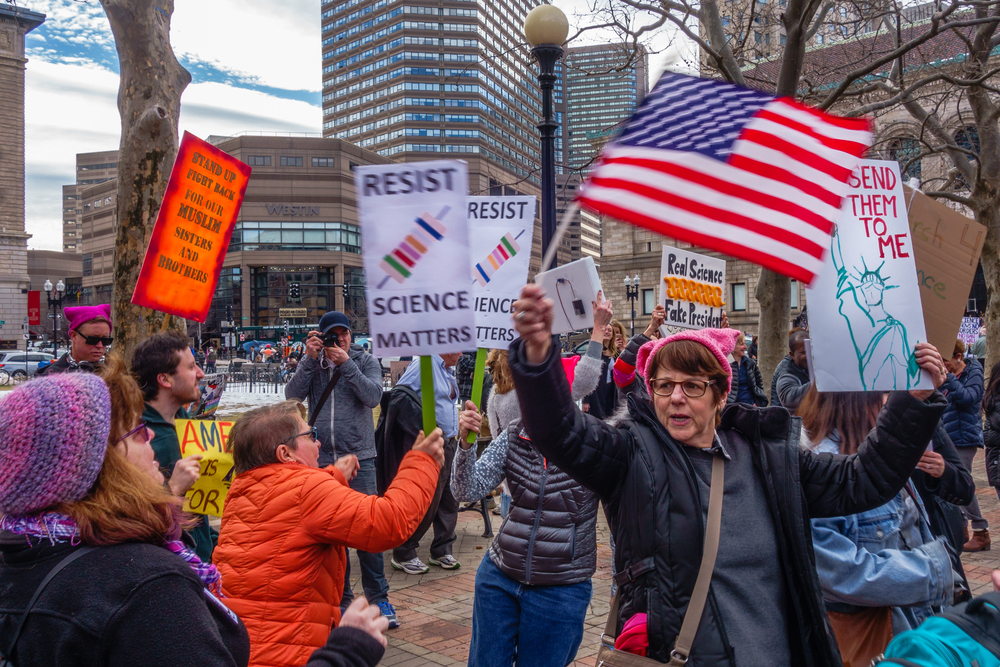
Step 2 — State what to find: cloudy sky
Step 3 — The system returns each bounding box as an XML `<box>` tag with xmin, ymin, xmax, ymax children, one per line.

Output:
<box><xmin>22</xmin><ymin>0</ymin><xmax>688</xmax><ymax>250</ymax></box>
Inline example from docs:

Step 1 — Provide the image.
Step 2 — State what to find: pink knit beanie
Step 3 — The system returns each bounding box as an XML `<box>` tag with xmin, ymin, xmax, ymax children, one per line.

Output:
<box><xmin>65</xmin><ymin>303</ymin><xmax>112</xmax><ymax>333</ymax></box>
<box><xmin>0</xmin><ymin>374</ymin><xmax>112</xmax><ymax>516</ymax></box>
<box><xmin>635</xmin><ymin>328</ymin><xmax>741</xmax><ymax>395</ymax></box>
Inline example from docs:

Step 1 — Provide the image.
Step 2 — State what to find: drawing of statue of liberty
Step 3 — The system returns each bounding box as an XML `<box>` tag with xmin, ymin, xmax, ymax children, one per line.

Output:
<box><xmin>831</xmin><ymin>227</ymin><xmax>920</xmax><ymax>390</ymax></box>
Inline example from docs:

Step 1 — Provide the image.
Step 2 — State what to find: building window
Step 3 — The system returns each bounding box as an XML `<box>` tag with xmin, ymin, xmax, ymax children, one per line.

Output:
<box><xmin>247</xmin><ymin>155</ymin><xmax>271</xmax><ymax>166</ymax></box>
<box><xmin>887</xmin><ymin>137</ymin><xmax>922</xmax><ymax>180</ymax></box>
<box><xmin>641</xmin><ymin>288</ymin><xmax>656</xmax><ymax>316</ymax></box>
<box><xmin>312</xmin><ymin>157</ymin><xmax>335</xmax><ymax>167</ymax></box>
<box><xmin>83</xmin><ymin>254</ymin><xmax>93</xmax><ymax>277</ymax></box>
<box><xmin>280</xmin><ymin>156</ymin><xmax>303</xmax><ymax>167</ymax></box>
<box><xmin>790</xmin><ymin>280</ymin><xmax>799</xmax><ymax>309</ymax></box>
<box><xmin>732</xmin><ymin>283</ymin><xmax>747</xmax><ymax>311</ymax></box>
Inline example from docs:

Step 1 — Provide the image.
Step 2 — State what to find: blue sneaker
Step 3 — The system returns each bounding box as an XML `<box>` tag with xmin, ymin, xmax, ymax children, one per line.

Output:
<box><xmin>377</xmin><ymin>600</ymin><xmax>400</xmax><ymax>629</ymax></box>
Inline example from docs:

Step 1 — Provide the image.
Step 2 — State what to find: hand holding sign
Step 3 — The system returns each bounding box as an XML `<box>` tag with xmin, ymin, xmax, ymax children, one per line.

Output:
<box><xmin>169</xmin><ymin>454</ymin><xmax>203</xmax><ymax>497</ymax></box>
<box><xmin>176</xmin><ymin>419</ymin><xmax>235</xmax><ymax>517</ymax></box>
<box><xmin>513</xmin><ymin>284</ymin><xmax>555</xmax><ymax>365</ymax></box>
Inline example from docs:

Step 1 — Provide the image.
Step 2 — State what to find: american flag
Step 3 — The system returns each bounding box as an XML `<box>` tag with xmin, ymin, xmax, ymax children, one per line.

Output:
<box><xmin>578</xmin><ymin>73</ymin><xmax>872</xmax><ymax>284</ymax></box>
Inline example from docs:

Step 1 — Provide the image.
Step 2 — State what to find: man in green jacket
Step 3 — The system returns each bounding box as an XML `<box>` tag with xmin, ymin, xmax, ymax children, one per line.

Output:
<box><xmin>132</xmin><ymin>330</ymin><xmax>214</xmax><ymax>562</ymax></box>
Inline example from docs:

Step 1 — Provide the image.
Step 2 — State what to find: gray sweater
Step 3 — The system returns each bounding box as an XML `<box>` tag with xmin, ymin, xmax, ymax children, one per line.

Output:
<box><xmin>285</xmin><ymin>343</ymin><xmax>383</xmax><ymax>464</ymax></box>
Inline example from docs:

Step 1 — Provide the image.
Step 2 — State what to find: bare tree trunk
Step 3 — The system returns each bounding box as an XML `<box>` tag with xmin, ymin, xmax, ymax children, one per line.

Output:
<box><xmin>755</xmin><ymin>269</ymin><xmax>791</xmax><ymax>400</ymax></box>
<box><xmin>100</xmin><ymin>0</ymin><xmax>191</xmax><ymax>360</ymax></box>
<box><xmin>981</xmin><ymin>207</ymin><xmax>1000</xmax><ymax>374</ymax></box>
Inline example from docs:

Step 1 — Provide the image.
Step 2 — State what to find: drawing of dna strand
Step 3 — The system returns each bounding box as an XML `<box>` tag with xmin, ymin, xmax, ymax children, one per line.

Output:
<box><xmin>378</xmin><ymin>206</ymin><xmax>451</xmax><ymax>289</ymax></box>
<box><xmin>472</xmin><ymin>229</ymin><xmax>526</xmax><ymax>287</ymax></box>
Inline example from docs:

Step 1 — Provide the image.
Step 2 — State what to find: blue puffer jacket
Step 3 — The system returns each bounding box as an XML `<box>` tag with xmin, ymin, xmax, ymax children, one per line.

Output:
<box><xmin>941</xmin><ymin>359</ymin><xmax>984</xmax><ymax>448</ymax></box>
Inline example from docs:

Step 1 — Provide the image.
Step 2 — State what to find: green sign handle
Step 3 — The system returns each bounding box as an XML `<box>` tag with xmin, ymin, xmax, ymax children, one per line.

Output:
<box><xmin>420</xmin><ymin>355</ymin><xmax>437</xmax><ymax>438</ymax></box>
<box><xmin>466</xmin><ymin>347</ymin><xmax>487</xmax><ymax>445</ymax></box>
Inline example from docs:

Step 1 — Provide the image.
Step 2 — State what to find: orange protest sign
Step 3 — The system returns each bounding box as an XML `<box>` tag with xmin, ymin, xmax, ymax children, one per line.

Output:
<box><xmin>131</xmin><ymin>131</ymin><xmax>251</xmax><ymax>322</ymax></box>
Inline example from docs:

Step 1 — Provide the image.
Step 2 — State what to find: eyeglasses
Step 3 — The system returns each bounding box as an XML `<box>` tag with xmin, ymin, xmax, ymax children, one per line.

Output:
<box><xmin>77</xmin><ymin>334</ymin><xmax>113</xmax><ymax>347</ymax></box>
<box><xmin>117</xmin><ymin>421</ymin><xmax>150</xmax><ymax>445</ymax></box>
<box><xmin>649</xmin><ymin>378</ymin><xmax>716</xmax><ymax>398</ymax></box>
<box><xmin>282</xmin><ymin>427</ymin><xmax>319</xmax><ymax>444</ymax></box>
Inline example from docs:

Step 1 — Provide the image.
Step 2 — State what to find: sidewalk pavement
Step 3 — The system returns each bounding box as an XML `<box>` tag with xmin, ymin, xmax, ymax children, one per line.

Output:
<box><xmin>346</xmin><ymin>452</ymin><xmax>1000</xmax><ymax>666</ymax></box>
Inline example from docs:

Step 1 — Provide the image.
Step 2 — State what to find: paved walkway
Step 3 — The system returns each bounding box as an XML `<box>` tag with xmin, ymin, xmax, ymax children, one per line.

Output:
<box><xmin>346</xmin><ymin>452</ymin><xmax>1000</xmax><ymax>666</ymax></box>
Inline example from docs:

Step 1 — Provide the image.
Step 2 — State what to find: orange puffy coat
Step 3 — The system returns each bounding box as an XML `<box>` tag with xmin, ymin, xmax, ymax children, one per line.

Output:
<box><xmin>214</xmin><ymin>450</ymin><xmax>438</xmax><ymax>667</ymax></box>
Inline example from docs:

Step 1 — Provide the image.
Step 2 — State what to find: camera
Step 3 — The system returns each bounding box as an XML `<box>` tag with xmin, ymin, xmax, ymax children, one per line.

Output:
<box><xmin>321</xmin><ymin>331</ymin><xmax>341</xmax><ymax>347</ymax></box>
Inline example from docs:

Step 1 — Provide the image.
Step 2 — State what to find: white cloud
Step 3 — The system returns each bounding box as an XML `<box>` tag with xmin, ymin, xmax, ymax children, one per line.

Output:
<box><xmin>25</xmin><ymin>63</ymin><xmax>321</xmax><ymax>251</ymax></box>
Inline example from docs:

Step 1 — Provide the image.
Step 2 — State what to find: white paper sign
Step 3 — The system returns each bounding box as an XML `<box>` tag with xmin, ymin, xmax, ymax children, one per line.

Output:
<box><xmin>658</xmin><ymin>246</ymin><xmax>727</xmax><ymax>330</ymax></box>
<box><xmin>468</xmin><ymin>196</ymin><xmax>536</xmax><ymax>348</ymax></box>
<box><xmin>806</xmin><ymin>159</ymin><xmax>933</xmax><ymax>392</ymax></box>
<box><xmin>356</xmin><ymin>160</ymin><xmax>474</xmax><ymax>356</ymax></box>
<box><xmin>535</xmin><ymin>256</ymin><xmax>603</xmax><ymax>335</ymax></box>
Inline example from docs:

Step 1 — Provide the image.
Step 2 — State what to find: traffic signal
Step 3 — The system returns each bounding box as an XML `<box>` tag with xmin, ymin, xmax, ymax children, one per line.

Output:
<box><xmin>342</xmin><ymin>284</ymin><xmax>350</xmax><ymax>300</ymax></box>
<box><xmin>289</xmin><ymin>283</ymin><xmax>300</xmax><ymax>299</ymax></box>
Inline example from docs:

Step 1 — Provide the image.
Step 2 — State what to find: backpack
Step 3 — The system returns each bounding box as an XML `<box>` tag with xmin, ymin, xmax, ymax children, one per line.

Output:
<box><xmin>874</xmin><ymin>592</ymin><xmax>1000</xmax><ymax>667</ymax></box>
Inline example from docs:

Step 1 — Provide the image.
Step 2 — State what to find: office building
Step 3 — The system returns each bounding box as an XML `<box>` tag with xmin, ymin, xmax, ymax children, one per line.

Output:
<box><xmin>320</xmin><ymin>0</ymin><xmax>576</xmax><ymax>270</ymax></box>
<box><xmin>62</xmin><ymin>150</ymin><xmax>118</xmax><ymax>253</ymax></box>
<box><xmin>79</xmin><ymin>135</ymin><xmax>392</xmax><ymax>341</ymax></box>
<box><xmin>0</xmin><ymin>3</ymin><xmax>44</xmax><ymax>351</ymax></box>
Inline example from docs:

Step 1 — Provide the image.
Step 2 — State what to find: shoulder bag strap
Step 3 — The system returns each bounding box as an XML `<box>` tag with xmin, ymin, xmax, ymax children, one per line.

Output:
<box><xmin>308</xmin><ymin>369</ymin><xmax>342</xmax><ymax>428</ymax></box>
<box><xmin>669</xmin><ymin>453</ymin><xmax>725</xmax><ymax>666</ymax></box>
<box><xmin>2</xmin><ymin>546</ymin><xmax>97</xmax><ymax>666</ymax></box>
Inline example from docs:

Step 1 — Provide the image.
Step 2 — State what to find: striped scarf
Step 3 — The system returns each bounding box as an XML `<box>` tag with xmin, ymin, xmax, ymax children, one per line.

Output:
<box><xmin>0</xmin><ymin>512</ymin><xmax>223</xmax><ymax>598</ymax></box>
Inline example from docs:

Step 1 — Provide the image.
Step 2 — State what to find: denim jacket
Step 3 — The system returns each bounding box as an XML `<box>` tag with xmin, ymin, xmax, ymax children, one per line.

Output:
<box><xmin>810</xmin><ymin>436</ymin><xmax>954</xmax><ymax>634</ymax></box>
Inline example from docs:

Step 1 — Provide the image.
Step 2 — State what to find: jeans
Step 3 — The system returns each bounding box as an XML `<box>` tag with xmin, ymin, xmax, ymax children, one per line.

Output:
<box><xmin>468</xmin><ymin>555</ymin><xmax>592</xmax><ymax>667</ymax></box>
<box><xmin>957</xmin><ymin>447</ymin><xmax>989</xmax><ymax>530</ymax></box>
<box><xmin>341</xmin><ymin>457</ymin><xmax>391</xmax><ymax>607</ymax></box>
<box><xmin>394</xmin><ymin>437</ymin><xmax>458</xmax><ymax>561</ymax></box>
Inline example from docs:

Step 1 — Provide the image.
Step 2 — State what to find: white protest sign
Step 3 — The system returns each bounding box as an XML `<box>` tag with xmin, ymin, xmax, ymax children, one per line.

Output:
<box><xmin>806</xmin><ymin>159</ymin><xmax>933</xmax><ymax>392</ymax></box>
<box><xmin>356</xmin><ymin>160</ymin><xmax>474</xmax><ymax>356</ymax></box>
<box><xmin>469</xmin><ymin>196</ymin><xmax>536</xmax><ymax>348</ymax></box>
<box><xmin>535</xmin><ymin>256</ymin><xmax>603</xmax><ymax>335</ymax></box>
<box><xmin>658</xmin><ymin>246</ymin><xmax>726</xmax><ymax>330</ymax></box>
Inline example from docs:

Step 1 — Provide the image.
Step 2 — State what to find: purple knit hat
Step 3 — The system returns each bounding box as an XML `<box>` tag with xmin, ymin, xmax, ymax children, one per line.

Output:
<box><xmin>0</xmin><ymin>374</ymin><xmax>111</xmax><ymax>516</ymax></box>
<box><xmin>65</xmin><ymin>304</ymin><xmax>112</xmax><ymax>333</ymax></box>
<box><xmin>635</xmin><ymin>328</ymin><xmax>741</xmax><ymax>395</ymax></box>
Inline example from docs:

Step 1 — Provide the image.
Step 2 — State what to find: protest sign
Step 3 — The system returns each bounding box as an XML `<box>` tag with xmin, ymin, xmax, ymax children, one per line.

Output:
<box><xmin>176</xmin><ymin>418</ymin><xmax>235</xmax><ymax>517</ymax></box>
<box><xmin>904</xmin><ymin>184</ymin><xmax>985</xmax><ymax>355</ymax></box>
<box><xmin>535</xmin><ymin>256</ymin><xmax>604</xmax><ymax>335</ymax></box>
<box><xmin>806</xmin><ymin>160</ymin><xmax>933</xmax><ymax>392</ymax></box>
<box><xmin>357</xmin><ymin>160</ymin><xmax>473</xmax><ymax>357</ymax></box>
<box><xmin>960</xmin><ymin>317</ymin><xmax>981</xmax><ymax>347</ymax></box>
<box><xmin>658</xmin><ymin>246</ymin><xmax>726</xmax><ymax>330</ymax></box>
<box><xmin>469</xmin><ymin>196</ymin><xmax>536</xmax><ymax>348</ymax></box>
<box><xmin>132</xmin><ymin>132</ymin><xmax>251</xmax><ymax>322</ymax></box>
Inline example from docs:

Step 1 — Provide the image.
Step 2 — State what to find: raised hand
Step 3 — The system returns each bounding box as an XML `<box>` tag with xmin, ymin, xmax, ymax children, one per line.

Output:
<box><xmin>338</xmin><ymin>596</ymin><xmax>389</xmax><ymax>647</ymax></box>
<box><xmin>910</xmin><ymin>342</ymin><xmax>947</xmax><ymax>401</ymax></box>
<box><xmin>513</xmin><ymin>284</ymin><xmax>555</xmax><ymax>364</ymax></box>
<box><xmin>458</xmin><ymin>400</ymin><xmax>482</xmax><ymax>448</ymax></box>
<box><xmin>334</xmin><ymin>454</ymin><xmax>359</xmax><ymax>482</ymax></box>
<box><xmin>412</xmin><ymin>428</ymin><xmax>445</xmax><ymax>468</ymax></box>
<box><xmin>169</xmin><ymin>454</ymin><xmax>202</xmax><ymax>497</ymax></box>
<box><xmin>644</xmin><ymin>304</ymin><xmax>666</xmax><ymax>338</ymax></box>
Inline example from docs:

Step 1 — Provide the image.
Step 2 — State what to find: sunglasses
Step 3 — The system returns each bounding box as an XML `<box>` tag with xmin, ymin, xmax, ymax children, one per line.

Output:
<box><xmin>282</xmin><ymin>427</ymin><xmax>319</xmax><ymax>444</ymax></box>
<box><xmin>77</xmin><ymin>334</ymin><xmax>113</xmax><ymax>347</ymax></box>
<box><xmin>117</xmin><ymin>421</ymin><xmax>150</xmax><ymax>445</ymax></box>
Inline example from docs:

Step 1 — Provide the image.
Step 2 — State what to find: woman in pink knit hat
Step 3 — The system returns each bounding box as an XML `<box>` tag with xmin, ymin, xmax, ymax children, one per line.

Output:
<box><xmin>35</xmin><ymin>303</ymin><xmax>112</xmax><ymax>376</ymax></box>
<box><xmin>505</xmin><ymin>283</ymin><xmax>949</xmax><ymax>667</ymax></box>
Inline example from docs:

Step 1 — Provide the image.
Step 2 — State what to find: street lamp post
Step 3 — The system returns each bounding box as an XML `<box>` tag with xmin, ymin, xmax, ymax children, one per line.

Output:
<box><xmin>524</xmin><ymin>4</ymin><xmax>569</xmax><ymax>271</ymax></box>
<box><xmin>43</xmin><ymin>279</ymin><xmax>66</xmax><ymax>355</ymax></box>
<box><xmin>624</xmin><ymin>274</ymin><xmax>640</xmax><ymax>336</ymax></box>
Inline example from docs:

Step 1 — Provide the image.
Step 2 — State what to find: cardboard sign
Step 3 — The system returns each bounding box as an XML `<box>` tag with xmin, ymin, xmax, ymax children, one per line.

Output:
<box><xmin>356</xmin><ymin>160</ymin><xmax>474</xmax><ymax>356</ymax></box>
<box><xmin>176</xmin><ymin>418</ymin><xmax>235</xmax><ymax>517</ymax></box>
<box><xmin>535</xmin><ymin>256</ymin><xmax>604</xmax><ymax>335</ymax></box>
<box><xmin>904</xmin><ymin>185</ymin><xmax>985</xmax><ymax>355</ymax></box>
<box><xmin>132</xmin><ymin>132</ymin><xmax>252</xmax><ymax>322</ymax></box>
<box><xmin>807</xmin><ymin>160</ymin><xmax>933</xmax><ymax>392</ymax></box>
<box><xmin>469</xmin><ymin>196</ymin><xmax>536</xmax><ymax>348</ymax></box>
<box><xmin>658</xmin><ymin>246</ymin><xmax>726</xmax><ymax>330</ymax></box>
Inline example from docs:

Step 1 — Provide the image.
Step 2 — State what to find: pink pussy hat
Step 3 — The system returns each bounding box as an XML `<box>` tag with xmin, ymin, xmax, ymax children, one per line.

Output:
<box><xmin>64</xmin><ymin>303</ymin><xmax>112</xmax><ymax>333</ymax></box>
<box><xmin>635</xmin><ymin>328</ymin><xmax>741</xmax><ymax>395</ymax></box>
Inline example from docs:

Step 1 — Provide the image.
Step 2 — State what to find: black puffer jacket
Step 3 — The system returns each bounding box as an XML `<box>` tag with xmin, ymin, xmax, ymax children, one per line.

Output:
<box><xmin>509</xmin><ymin>339</ymin><xmax>946</xmax><ymax>666</ymax></box>
<box><xmin>489</xmin><ymin>425</ymin><xmax>599</xmax><ymax>586</ymax></box>
<box><xmin>984</xmin><ymin>398</ymin><xmax>1000</xmax><ymax>487</ymax></box>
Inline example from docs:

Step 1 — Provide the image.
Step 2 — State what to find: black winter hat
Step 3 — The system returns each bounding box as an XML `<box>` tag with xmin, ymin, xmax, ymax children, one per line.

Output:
<box><xmin>319</xmin><ymin>311</ymin><xmax>351</xmax><ymax>335</ymax></box>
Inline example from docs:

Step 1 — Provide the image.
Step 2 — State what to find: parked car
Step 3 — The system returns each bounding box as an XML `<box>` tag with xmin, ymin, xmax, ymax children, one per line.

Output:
<box><xmin>0</xmin><ymin>352</ymin><xmax>55</xmax><ymax>380</ymax></box>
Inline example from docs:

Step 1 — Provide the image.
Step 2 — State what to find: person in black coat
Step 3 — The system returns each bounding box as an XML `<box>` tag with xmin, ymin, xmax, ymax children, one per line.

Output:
<box><xmin>982</xmin><ymin>359</ymin><xmax>1000</xmax><ymax>505</ymax></box>
<box><xmin>507</xmin><ymin>285</ymin><xmax>948</xmax><ymax>667</ymax></box>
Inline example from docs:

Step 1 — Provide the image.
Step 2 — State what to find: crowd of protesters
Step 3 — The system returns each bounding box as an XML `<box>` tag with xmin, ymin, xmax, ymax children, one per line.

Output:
<box><xmin>2</xmin><ymin>291</ymin><xmax>1000</xmax><ymax>667</ymax></box>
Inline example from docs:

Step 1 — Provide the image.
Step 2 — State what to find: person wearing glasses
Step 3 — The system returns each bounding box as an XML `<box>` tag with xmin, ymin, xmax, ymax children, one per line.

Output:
<box><xmin>506</xmin><ymin>284</ymin><xmax>949</xmax><ymax>666</ymax></box>
<box><xmin>214</xmin><ymin>400</ymin><xmax>444</xmax><ymax>667</ymax></box>
<box><xmin>131</xmin><ymin>329</ymin><xmax>212</xmax><ymax>562</ymax></box>
<box><xmin>35</xmin><ymin>303</ymin><xmax>114</xmax><ymax>376</ymax></box>
<box><xmin>284</xmin><ymin>310</ymin><xmax>397</xmax><ymax>626</ymax></box>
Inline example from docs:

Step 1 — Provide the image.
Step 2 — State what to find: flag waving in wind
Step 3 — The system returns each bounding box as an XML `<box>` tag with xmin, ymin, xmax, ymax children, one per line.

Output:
<box><xmin>578</xmin><ymin>72</ymin><xmax>872</xmax><ymax>284</ymax></box>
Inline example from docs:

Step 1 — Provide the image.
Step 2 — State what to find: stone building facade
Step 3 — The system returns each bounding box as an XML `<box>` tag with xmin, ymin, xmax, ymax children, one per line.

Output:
<box><xmin>0</xmin><ymin>4</ymin><xmax>44</xmax><ymax>351</ymax></box>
